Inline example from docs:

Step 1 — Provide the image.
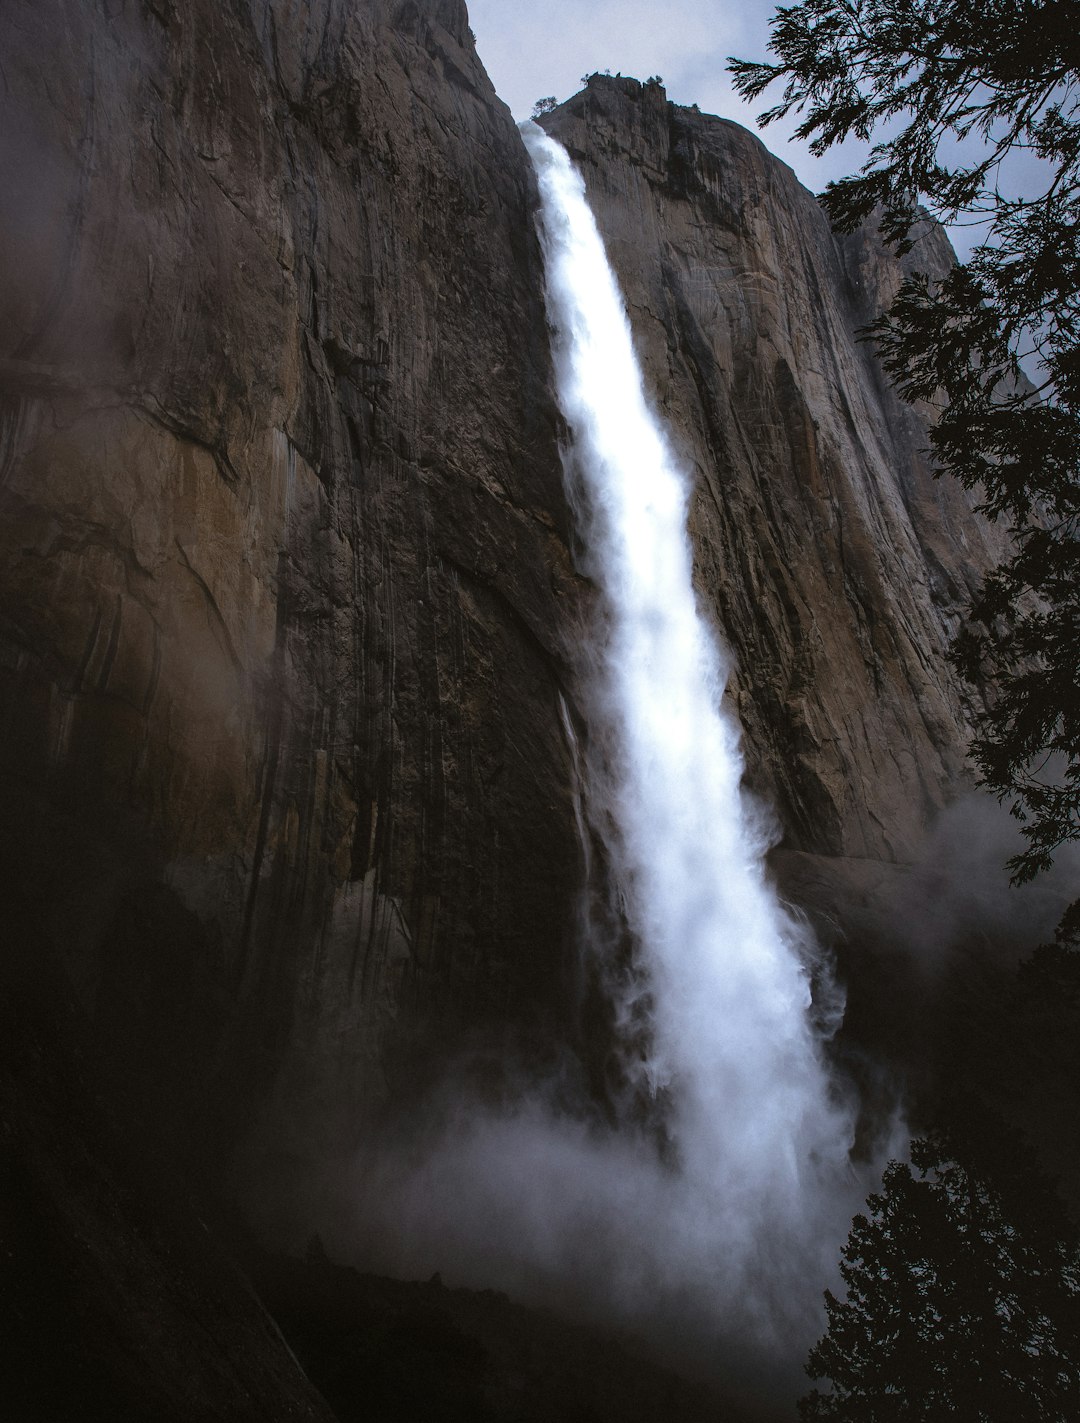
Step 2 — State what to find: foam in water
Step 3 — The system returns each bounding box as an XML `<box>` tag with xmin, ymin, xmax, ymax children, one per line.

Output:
<box><xmin>341</xmin><ymin>125</ymin><xmax>863</xmax><ymax>1392</ymax></box>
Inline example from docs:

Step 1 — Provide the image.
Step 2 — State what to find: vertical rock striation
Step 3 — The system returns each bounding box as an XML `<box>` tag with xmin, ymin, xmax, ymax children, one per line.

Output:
<box><xmin>0</xmin><ymin>0</ymin><xmax>583</xmax><ymax>1188</ymax></box>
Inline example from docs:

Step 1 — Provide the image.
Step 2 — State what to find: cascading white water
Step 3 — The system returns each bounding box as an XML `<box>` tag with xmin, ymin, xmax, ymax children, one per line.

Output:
<box><xmin>344</xmin><ymin>127</ymin><xmax>866</xmax><ymax>1397</ymax></box>
<box><xmin>520</xmin><ymin>121</ymin><xmax>853</xmax><ymax>1248</ymax></box>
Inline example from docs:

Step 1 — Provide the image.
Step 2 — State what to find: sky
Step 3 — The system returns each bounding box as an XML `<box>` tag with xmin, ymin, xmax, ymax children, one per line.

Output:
<box><xmin>467</xmin><ymin>0</ymin><xmax>873</xmax><ymax>198</ymax></box>
<box><xmin>467</xmin><ymin>0</ymin><xmax>1059</xmax><ymax>270</ymax></box>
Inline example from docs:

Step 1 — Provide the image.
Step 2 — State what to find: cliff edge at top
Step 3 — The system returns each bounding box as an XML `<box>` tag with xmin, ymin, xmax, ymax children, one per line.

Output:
<box><xmin>540</xmin><ymin>76</ymin><xmax>1010</xmax><ymax>920</ymax></box>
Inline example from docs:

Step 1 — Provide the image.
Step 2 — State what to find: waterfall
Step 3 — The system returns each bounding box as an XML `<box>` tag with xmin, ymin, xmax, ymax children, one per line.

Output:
<box><xmin>521</xmin><ymin>121</ymin><xmax>853</xmax><ymax>1248</ymax></box>
<box><xmin>345</xmin><ymin>127</ymin><xmax>864</xmax><ymax>1397</ymax></box>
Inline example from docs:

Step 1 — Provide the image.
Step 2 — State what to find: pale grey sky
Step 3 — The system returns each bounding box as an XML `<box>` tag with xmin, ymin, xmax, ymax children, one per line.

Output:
<box><xmin>467</xmin><ymin>0</ymin><xmax>871</xmax><ymax>197</ymax></box>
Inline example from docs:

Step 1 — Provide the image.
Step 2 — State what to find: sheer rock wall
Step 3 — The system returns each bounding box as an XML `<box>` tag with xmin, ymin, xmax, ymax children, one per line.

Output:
<box><xmin>0</xmin><ymin>0</ymin><xmax>584</xmax><ymax>1179</ymax></box>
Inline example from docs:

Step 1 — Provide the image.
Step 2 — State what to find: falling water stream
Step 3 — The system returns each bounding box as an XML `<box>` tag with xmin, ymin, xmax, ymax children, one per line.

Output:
<box><xmin>521</xmin><ymin>122</ymin><xmax>853</xmax><ymax>1256</ymax></box>
<box><xmin>349</xmin><ymin>127</ymin><xmax>864</xmax><ymax>1401</ymax></box>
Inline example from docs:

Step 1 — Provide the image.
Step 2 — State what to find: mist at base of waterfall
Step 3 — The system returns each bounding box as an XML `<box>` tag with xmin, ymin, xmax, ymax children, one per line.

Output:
<box><xmin>323</xmin><ymin>1070</ymin><xmax>878</xmax><ymax>1415</ymax></box>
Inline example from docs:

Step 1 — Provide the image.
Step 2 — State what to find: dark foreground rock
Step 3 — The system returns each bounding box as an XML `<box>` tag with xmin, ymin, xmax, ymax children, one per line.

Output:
<box><xmin>0</xmin><ymin>911</ymin><xmax>337</xmax><ymax>1422</ymax></box>
<box><xmin>248</xmin><ymin>1248</ymin><xmax>752</xmax><ymax>1423</ymax></box>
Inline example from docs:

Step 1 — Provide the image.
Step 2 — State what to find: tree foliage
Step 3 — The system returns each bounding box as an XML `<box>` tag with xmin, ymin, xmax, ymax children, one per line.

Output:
<box><xmin>800</xmin><ymin>1124</ymin><xmax>1080</xmax><ymax>1420</ymax></box>
<box><xmin>730</xmin><ymin>1</ymin><xmax>1080</xmax><ymax>881</ymax></box>
<box><xmin>934</xmin><ymin>926</ymin><xmax>1080</xmax><ymax>1177</ymax></box>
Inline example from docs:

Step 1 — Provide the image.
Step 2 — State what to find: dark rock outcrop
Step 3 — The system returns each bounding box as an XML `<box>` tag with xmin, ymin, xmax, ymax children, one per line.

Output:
<box><xmin>249</xmin><ymin>1250</ymin><xmax>740</xmax><ymax>1423</ymax></box>
<box><xmin>0</xmin><ymin>914</ymin><xmax>340</xmax><ymax>1422</ymax></box>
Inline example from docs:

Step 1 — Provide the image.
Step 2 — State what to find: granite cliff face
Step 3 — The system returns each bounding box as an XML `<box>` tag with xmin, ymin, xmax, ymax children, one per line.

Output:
<box><xmin>0</xmin><ymin>0</ymin><xmax>585</xmax><ymax>1180</ymax></box>
<box><xmin>0</xmin><ymin>7</ymin><xmax>1008</xmax><ymax>1416</ymax></box>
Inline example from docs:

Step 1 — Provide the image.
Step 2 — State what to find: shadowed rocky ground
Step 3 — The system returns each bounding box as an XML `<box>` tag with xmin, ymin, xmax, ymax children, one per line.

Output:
<box><xmin>247</xmin><ymin>1247</ymin><xmax>755</xmax><ymax>1423</ymax></box>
